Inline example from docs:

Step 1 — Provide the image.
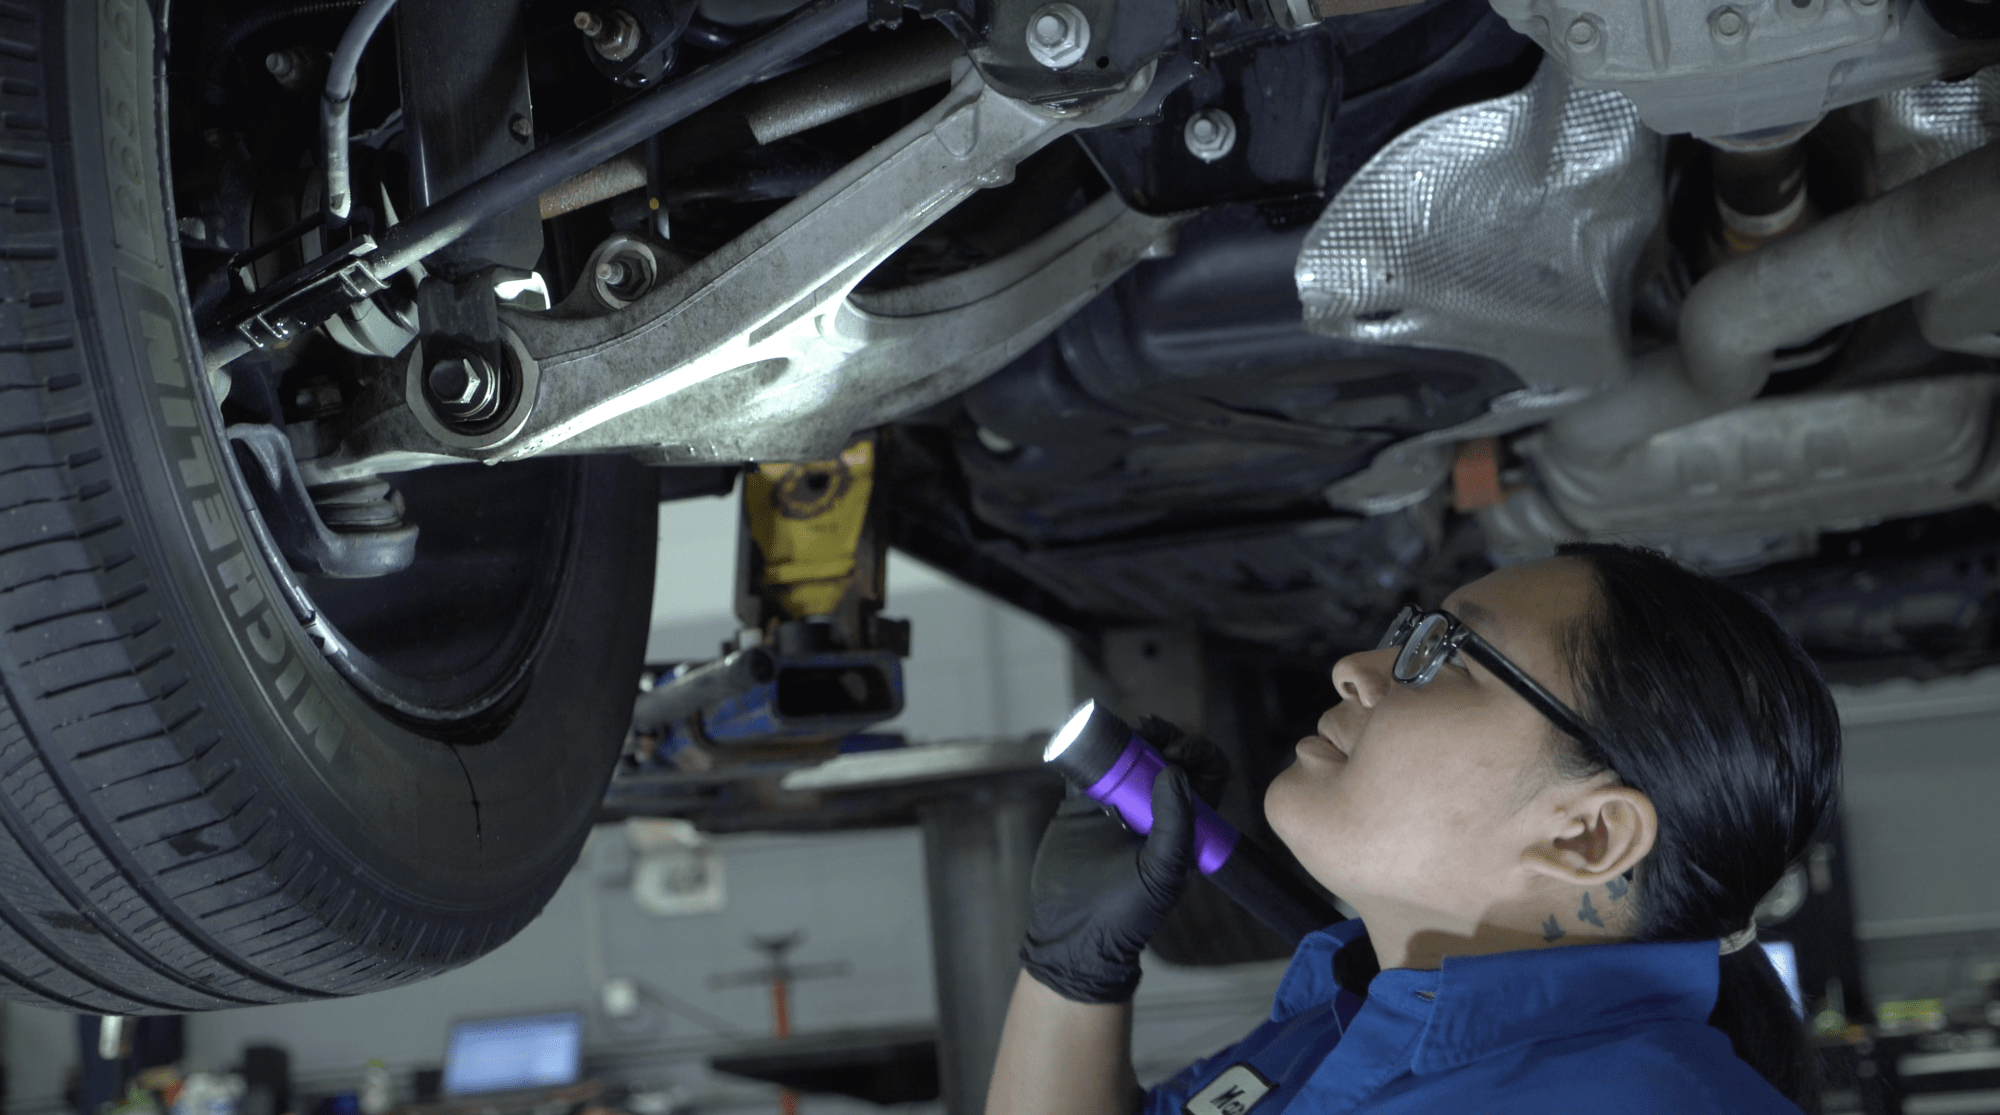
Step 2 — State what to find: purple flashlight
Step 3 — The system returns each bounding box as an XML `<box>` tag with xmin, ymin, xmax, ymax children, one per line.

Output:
<box><xmin>1044</xmin><ymin>699</ymin><xmax>1241</xmax><ymax>874</ymax></box>
<box><xmin>1043</xmin><ymin>700</ymin><xmax>1339</xmax><ymax>944</ymax></box>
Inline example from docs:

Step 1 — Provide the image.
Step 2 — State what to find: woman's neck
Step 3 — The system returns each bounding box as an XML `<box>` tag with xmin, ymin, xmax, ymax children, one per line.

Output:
<box><xmin>1350</xmin><ymin>893</ymin><xmax>1634</xmax><ymax>971</ymax></box>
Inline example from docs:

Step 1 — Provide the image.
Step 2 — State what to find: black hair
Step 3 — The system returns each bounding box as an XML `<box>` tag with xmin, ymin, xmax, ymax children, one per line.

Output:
<box><xmin>1552</xmin><ymin>543</ymin><xmax>1840</xmax><ymax>1113</ymax></box>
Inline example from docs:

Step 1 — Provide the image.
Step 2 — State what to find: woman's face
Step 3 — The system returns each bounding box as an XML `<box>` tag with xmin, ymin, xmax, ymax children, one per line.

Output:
<box><xmin>1265</xmin><ymin>557</ymin><xmax>1602</xmax><ymax>925</ymax></box>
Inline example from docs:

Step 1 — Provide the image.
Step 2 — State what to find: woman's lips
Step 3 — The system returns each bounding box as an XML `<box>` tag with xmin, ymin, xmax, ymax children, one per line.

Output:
<box><xmin>1298</xmin><ymin>734</ymin><xmax>1347</xmax><ymax>761</ymax></box>
<box><xmin>1316</xmin><ymin>712</ymin><xmax>1350</xmax><ymax>757</ymax></box>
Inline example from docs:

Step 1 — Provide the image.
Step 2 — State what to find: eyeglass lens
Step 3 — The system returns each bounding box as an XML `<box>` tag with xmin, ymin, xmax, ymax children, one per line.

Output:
<box><xmin>1394</xmin><ymin>613</ymin><xmax>1455</xmax><ymax>684</ymax></box>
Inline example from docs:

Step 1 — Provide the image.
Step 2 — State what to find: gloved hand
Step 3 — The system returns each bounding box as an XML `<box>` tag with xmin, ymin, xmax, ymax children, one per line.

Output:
<box><xmin>1018</xmin><ymin>726</ymin><xmax>1225</xmax><ymax>1004</ymax></box>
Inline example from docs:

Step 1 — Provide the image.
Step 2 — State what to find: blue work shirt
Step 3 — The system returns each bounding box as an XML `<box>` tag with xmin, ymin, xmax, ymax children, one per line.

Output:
<box><xmin>1144</xmin><ymin>919</ymin><xmax>1802</xmax><ymax>1115</ymax></box>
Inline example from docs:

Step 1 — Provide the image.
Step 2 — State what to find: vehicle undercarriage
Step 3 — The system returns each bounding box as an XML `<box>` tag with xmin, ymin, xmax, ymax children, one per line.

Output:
<box><xmin>190</xmin><ymin>0</ymin><xmax>2000</xmax><ymax>686</ymax></box>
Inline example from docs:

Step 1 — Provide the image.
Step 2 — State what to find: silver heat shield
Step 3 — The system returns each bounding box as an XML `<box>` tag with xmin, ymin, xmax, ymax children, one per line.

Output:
<box><xmin>1873</xmin><ymin>65</ymin><xmax>2000</xmax><ymax>190</ymax></box>
<box><xmin>1295</xmin><ymin>58</ymin><xmax>1661</xmax><ymax>424</ymax></box>
<box><xmin>1305</xmin><ymin>58</ymin><xmax>2000</xmax><ymax>572</ymax></box>
<box><xmin>1875</xmin><ymin>66</ymin><xmax>2000</xmax><ymax>357</ymax></box>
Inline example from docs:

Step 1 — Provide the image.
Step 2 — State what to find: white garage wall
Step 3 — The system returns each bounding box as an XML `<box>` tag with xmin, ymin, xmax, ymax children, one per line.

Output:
<box><xmin>1835</xmin><ymin>668</ymin><xmax>2000</xmax><ymax>1008</ymax></box>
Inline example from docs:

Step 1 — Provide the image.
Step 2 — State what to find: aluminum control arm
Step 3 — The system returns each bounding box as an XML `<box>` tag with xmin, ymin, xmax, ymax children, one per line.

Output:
<box><xmin>335</xmin><ymin>63</ymin><xmax>1158</xmax><ymax>471</ymax></box>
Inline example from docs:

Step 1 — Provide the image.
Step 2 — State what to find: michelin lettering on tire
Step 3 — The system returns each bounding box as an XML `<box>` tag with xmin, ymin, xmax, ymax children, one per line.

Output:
<box><xmin>125</xmin><ymin>280</ymin><xmax>348</xmax><ymax>764</ymax></box>
<box><xmin>97</xmin><ymin>0</ymin><xmax>351</xmax><ymax>774</ymax></box>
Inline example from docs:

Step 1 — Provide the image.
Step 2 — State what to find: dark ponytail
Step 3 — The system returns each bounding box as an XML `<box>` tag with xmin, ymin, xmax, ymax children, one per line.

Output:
<box><xmin>1552</xmin><ymin>543</ymin><xmax>1840</xmax><ymax>1113</ymax></box>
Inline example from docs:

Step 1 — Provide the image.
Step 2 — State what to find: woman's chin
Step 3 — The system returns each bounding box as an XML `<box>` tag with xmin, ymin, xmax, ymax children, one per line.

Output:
<box><xmin>1263</xmin><ymin>767</ymin><xmax>1311</xmax><ymax>843</ymax></box>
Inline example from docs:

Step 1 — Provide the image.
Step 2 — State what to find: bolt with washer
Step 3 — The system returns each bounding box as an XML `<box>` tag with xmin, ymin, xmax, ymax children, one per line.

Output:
<box><xmin>577</xmin><ymin>8</ymin><xmax>642</xmax><ymax>61</ymax></box>
<box><xmin>427</xmin><ymin>354</ymin><xmax>501</xmax><ymax>423</ymax></box>
<box><xmin>1025</xmin><ymin>2</ymin><xmax>1090</xmax><ymax>70</ymax></box>
<box><xmin>1565</xmin><ymin>17</ymin><xmax>1598</xmax><ymax>47</ymax></box>
<box><xmin>1183</xmin><ymin>108</ymin><xmax>1237</xmax><ymax>163</ymax></box>
<box><xmin>1710</xmin><ymin>6</ymin><xmax>1747</xmax><ymax>40</ymax></box>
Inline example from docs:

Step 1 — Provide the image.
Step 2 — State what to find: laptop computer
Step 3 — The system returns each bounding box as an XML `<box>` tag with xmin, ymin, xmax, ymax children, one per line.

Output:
<box><xmin>441</xmin><ymin>1011</ymin><xmax>586</xmax><ymax>1097</ymax></box>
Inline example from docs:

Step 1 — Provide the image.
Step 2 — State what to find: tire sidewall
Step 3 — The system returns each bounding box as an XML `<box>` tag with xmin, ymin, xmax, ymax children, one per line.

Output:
<box><xmin>52</xmin><ymin>0</ymin><xmax>652</xmax><ymax>916</ymax></box>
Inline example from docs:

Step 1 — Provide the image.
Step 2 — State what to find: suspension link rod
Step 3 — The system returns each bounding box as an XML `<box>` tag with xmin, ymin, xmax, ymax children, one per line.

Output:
<box><xmin>200</xmin><ymin>0</ymin><xmax>868</xmax><ymax>369</ymax></box>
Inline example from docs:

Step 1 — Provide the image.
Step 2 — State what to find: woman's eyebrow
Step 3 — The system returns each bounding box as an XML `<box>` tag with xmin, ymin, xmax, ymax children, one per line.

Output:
<box><xmin>1451</xmin><ymin>598</ymin><xmax>1506</xmax><ymax>641</ymax></box>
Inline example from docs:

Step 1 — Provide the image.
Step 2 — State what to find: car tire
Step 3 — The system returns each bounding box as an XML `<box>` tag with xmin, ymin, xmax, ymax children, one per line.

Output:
<box><xmin>0</xmin><ymin>0</ymin><xmax>658</xmax><ymax>1012</ymax></box>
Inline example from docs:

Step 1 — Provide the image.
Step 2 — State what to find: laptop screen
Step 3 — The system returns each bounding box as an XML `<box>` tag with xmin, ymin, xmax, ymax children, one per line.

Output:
<box><xmin>442</xmin><ymin>1011</ymin><xmax>584</xmax><ymax>1096</ymax></box>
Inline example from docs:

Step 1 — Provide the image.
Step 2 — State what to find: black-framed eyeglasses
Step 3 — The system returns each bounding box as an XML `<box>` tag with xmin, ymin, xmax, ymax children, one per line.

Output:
<box><xmin>1377</xmin><ymin>606</ymin><xmax>1599</xmax><ymax>750</ymax></box>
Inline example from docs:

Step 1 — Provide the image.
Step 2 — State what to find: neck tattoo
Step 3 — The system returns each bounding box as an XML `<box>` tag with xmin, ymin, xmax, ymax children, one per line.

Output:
<box><xmin>1577</xmin><ymin>890</ymin><xmax>1605</xmax><ymax>928</ymax></box>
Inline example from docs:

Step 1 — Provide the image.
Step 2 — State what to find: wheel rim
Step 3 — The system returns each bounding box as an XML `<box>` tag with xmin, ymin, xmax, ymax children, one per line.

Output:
<box><xmin>293</xmin><ymin>459</ymin><xmax>584</xmax><ymax>725</ymax></box>
<box><xmin>219</xmin><ymin>441</ymin><xmax>586</xmax><ymax>730</ymax></box>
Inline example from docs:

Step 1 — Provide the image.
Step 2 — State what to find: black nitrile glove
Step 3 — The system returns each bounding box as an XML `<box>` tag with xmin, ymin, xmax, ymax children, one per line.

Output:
<box><xmin>1136</xmin><ymin>717</ymin><xmax>1231</xmax><ymax>807</ymax></box>
<box><xmin>1018</xmin><ymin>762</ymin><xmax>1200</xmax><ymax>1004</ymax></box>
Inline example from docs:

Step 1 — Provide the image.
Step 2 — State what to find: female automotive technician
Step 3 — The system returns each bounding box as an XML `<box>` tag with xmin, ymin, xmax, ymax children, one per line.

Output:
<box><xmin>985</xmin><ymin>543</ymin><xmax>1838</xmax><ymax>1115</ymax></box>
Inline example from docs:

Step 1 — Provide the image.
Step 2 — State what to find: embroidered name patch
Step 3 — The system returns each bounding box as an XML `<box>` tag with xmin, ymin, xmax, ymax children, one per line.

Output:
<box><xmin>1183</xmin><ymin>1064</ymin><xmax>1274</xmax><ymax>1115</ymax></box>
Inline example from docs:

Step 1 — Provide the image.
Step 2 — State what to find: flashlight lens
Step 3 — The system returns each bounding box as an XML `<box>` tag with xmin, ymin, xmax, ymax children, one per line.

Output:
<box><xmin>1045</xmin><ymin>700</ymin><xmax>1096</xmax><ymax>762</ymax></box>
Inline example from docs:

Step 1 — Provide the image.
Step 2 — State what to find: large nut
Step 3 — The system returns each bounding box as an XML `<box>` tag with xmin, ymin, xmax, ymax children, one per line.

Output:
<box><xmin>590</xmin><ymin>9</ymin><xmax>643</xmax><ymax>62</ymax></box>
<box><xmin>1025</xmin><ymin>3</ymin><xmax>1090</xmax><ymax>70</ymax></box>
<box><xmin>426</xmin><ymin>353</ymin><xmax>501</xmax><ymax>423</ymax></box>
<box><xmin>1183</xmin><ymin>109</ymin><xmax>1237</xmax><ymax>163</ymax></box>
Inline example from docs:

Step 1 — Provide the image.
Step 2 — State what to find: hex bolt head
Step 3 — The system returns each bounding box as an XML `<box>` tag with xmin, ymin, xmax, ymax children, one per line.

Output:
<box><xmin>265</xmin><ymin>51</ymin><xmax>295</xmax><ymax>79</ymax></box>
<box><xmin>1183</xmin><ymin>108</ymin><xmax>1238</xmax><ymax>163</ymax></box>
<box><xmin>590</xmin><ymin>10</ymin><xmax>643</xmax><ymax>62</ymax></box>
<box><xmin>1711</xmin><ymin>7</ymin><xmax>1747</xmax><ymax>40</ymax></box>
<box><xmin>1025</xmin><ymin>3</ymin><xmax>1089</xmax><ymax>70</ymax></box>
<box><xmin>426</xmin><ymin>354</ymin><xmax>504</xmax><ymax>426</ymax></box>
<box><xmin>509</xmin><ymin>114</ymin><xmax>533</xmax><ymax>139</ymax></box>
<box><xmin>573</xmin><ymin>10</ymin><xmax>604</xmax><ymax>35</ymax></box>
<box><xmin>427</xmin><ymin>357</ymin><xmax>482</xmax><ymax>408</ymax></box>
<box><xmin>1566</xmin><ymin>17</ymin><xmax>1598</xmax><ymax>46</ymax></box>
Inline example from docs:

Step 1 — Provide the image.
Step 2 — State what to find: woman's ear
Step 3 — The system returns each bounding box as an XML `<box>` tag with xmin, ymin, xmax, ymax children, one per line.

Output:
<box><xmin>1519</xmin><ymin>785</ymin><xmax>1657</xmax><ymax>886</ymax></box>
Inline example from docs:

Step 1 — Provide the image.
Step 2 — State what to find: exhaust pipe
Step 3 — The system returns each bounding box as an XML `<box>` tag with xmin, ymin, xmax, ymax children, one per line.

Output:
<box><xmin>1545</xmin><ymin>141</ymin><xmax>2000</xmax><ymax>465</ymax></box>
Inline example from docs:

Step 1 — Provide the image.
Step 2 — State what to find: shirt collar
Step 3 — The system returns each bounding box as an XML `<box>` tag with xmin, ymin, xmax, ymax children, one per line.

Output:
<box><xmin>1277</xmin><ymin>920</ymin><xmax>1723</xmax><ymax>1074</ymax></box>
<box><xmin>1271</xmin><ymin>919</ymin><xmax>1372</xmax><ymax>1021</ymax></box>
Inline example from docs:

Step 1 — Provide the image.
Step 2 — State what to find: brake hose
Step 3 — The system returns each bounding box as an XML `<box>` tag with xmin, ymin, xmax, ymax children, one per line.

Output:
<box><xmin>323</xmin><ymin>0</ymin><xmax>400</xmax><ymax>221</ymax></box>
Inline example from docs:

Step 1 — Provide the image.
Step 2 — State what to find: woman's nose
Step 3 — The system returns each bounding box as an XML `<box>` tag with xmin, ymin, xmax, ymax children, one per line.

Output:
<box><xmin>1331</xmin><ymin>649</ymin><xmax>1393</xmax><ymax>708</ymax></box>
